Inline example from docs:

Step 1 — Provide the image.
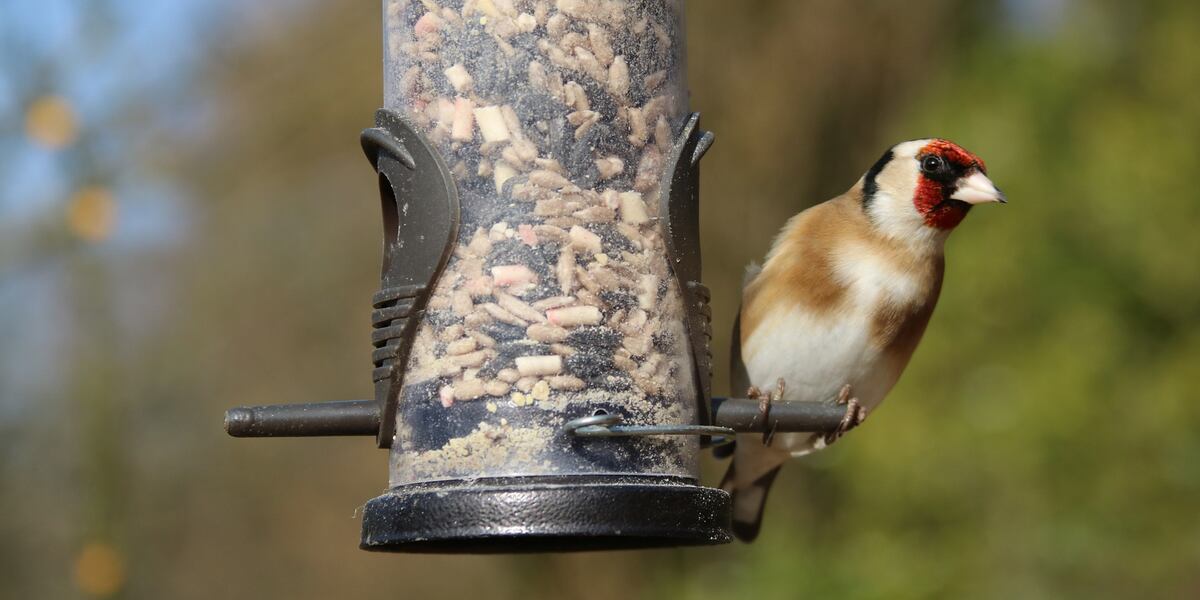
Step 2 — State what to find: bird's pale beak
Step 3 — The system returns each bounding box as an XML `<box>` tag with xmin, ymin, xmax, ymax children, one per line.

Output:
<box><xmin>951</xmin><ymin>171</ymin><xmax>1006</xmax><ymax>204</ymax></box>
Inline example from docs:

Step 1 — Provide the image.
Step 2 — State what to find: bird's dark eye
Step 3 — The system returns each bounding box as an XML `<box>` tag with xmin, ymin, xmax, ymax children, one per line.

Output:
<box><xmin>920</xmin><ymin>155</ymin><xmax>944</xmax><ymax>174</ymax></box>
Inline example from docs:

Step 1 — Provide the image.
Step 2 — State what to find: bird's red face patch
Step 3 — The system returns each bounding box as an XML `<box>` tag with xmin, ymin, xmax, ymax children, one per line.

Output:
<box><xmin>921</xmin><ymin>139</ymin><xmax>987</xmax><ymax>174</ymax></box>
<box><xmin>913</xmin><ymin>139</ymin><xmax>986</xmax><ymax>229</ymax></box>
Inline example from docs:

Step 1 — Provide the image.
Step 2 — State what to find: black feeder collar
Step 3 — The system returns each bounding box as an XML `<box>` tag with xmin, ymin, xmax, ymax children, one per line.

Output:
<box><xmin>223</xmin><ymin>110</ymin><xmax>850</xmax><ymax>553</ymax></box>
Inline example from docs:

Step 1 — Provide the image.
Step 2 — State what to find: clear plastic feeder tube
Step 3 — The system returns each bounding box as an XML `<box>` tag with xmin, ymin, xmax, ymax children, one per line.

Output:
<box><xmin>383</xmin><ymin>0</ymin><xmax>694</xmax><ymax>486</ymax></box>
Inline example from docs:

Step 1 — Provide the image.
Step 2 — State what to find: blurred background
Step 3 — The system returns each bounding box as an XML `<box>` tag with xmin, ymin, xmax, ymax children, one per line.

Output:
<box><xmin>2</xmin><ymin>0</ymin><xmax>1198</xmax><ymax>598</ymax></box>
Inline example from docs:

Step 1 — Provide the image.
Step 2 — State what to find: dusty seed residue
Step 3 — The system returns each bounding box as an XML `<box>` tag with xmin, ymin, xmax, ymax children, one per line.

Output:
<box><xmin>406</xmin><ymin>422</ymin><xmax>557</xmax><ymax>476</ymax></box>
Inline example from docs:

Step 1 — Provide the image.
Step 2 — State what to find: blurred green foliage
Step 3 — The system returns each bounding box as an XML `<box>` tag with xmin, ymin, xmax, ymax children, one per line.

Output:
<box><xmin>2</xmin><ymin>1</ymin><xmax>1199</xmax><ymax>598</ymax></box>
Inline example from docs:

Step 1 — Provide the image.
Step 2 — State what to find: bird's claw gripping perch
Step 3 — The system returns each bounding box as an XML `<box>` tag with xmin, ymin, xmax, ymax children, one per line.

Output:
<box><xmin>747</xmin><ymin>378</ymin><xmax>787</xmax><ymax>446</ymax></box>
<box><xmin>823</xmin><ymin>384</ymin><xmax>867</xmax><ymax>445</ymax></box>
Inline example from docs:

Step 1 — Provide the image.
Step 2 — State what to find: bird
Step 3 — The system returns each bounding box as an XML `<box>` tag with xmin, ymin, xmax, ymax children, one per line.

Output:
<box><xmin>719</xmin><ymin>138</ymin><xmax>1005</xmax><ymax>541</ymax></box>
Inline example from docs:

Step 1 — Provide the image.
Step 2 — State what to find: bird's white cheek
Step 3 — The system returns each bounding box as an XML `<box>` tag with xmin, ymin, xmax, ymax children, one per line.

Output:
<box><xmin>868</xmin><ymin>191</ymin><xmax>928</xmax><ymax>232</ymax></box>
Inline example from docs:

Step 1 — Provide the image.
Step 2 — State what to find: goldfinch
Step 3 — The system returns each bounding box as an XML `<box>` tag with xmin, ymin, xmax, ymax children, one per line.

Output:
<box><xmin>721</xmin><ymin>138</ymin><xmax>1005</xmax><ymax>541</ymax></box>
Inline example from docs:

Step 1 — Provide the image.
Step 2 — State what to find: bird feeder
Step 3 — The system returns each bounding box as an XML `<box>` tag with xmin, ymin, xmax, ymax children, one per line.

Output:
<box><xmin>225</xmin><ymin>0</ymin><xmax>849</xmax><ymax>553</ymax></box>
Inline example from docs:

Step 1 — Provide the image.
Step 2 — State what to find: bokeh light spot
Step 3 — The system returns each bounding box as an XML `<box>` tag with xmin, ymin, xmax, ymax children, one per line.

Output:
<box><xmin>66</xmin><ymin>186</ymin><xmax>117</xmax><ymax>242</ymax></box>
<box><xmin>72</xmin><ymin>541</ymin><xmax>125</xmax><ymax>597</ymax></box>
<box><xmin>25</xmin><ymin>95</ymin><xmax>79</xmax><ymax>150</ymax></box>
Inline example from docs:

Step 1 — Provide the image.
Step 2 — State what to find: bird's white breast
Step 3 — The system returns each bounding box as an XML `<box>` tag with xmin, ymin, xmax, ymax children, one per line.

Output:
<box><xmin>742</xmin><ymin>244</ymin><xmax>924</xmax><ymax>410</ymax></box>
<box><xmin>743</xmin><ymin>307</ymin><xmax>876</xmax><ymax>404</ymax></box>
<box><xmin>831</xmin><ymin>242</ymin><xmax>925</xmax><ymax>310</ymax></box>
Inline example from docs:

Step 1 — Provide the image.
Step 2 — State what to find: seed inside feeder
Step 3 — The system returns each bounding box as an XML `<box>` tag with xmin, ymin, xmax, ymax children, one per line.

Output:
<box><xmin>384</xmin><ymin>0</ymin><xmax>696</xmax><ymax>485</ymax></box>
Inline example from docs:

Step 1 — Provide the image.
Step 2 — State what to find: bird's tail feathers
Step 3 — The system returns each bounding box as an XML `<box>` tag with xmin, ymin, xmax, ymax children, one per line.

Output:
<box><xmin>721</xmin><ymin>459</ymin><xmax>784</xmax><ymax>542</ymax></box>
<box><xmin>720</xmin><ymin>439</ymin><xmax>789</xmax><ymax>542</ymax></box>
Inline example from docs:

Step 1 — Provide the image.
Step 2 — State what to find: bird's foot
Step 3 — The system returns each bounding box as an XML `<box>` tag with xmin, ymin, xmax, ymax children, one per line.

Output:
<box><xmin>746</xmin><ymin>379</ymin><xmax>786</xmax><ymax>446</ymax></box>
<box><xmin>823</xmin><ymin>384</ymin><xmax>867</xmax><ymax>445</ymax></box>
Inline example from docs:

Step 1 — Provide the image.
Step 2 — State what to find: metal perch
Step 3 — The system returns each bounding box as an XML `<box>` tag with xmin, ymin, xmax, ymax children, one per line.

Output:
<box><xmin>224</xmin><ymin>397</ymin><xmax>849</xmax><ymax>438</ymax></box>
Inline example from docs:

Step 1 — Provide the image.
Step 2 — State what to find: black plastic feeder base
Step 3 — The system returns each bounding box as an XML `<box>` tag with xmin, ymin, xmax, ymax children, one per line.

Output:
<box><xmin>360</xmin><ymin>475</ymin><xmax>732</xmax><ymax>553</ymax></box>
